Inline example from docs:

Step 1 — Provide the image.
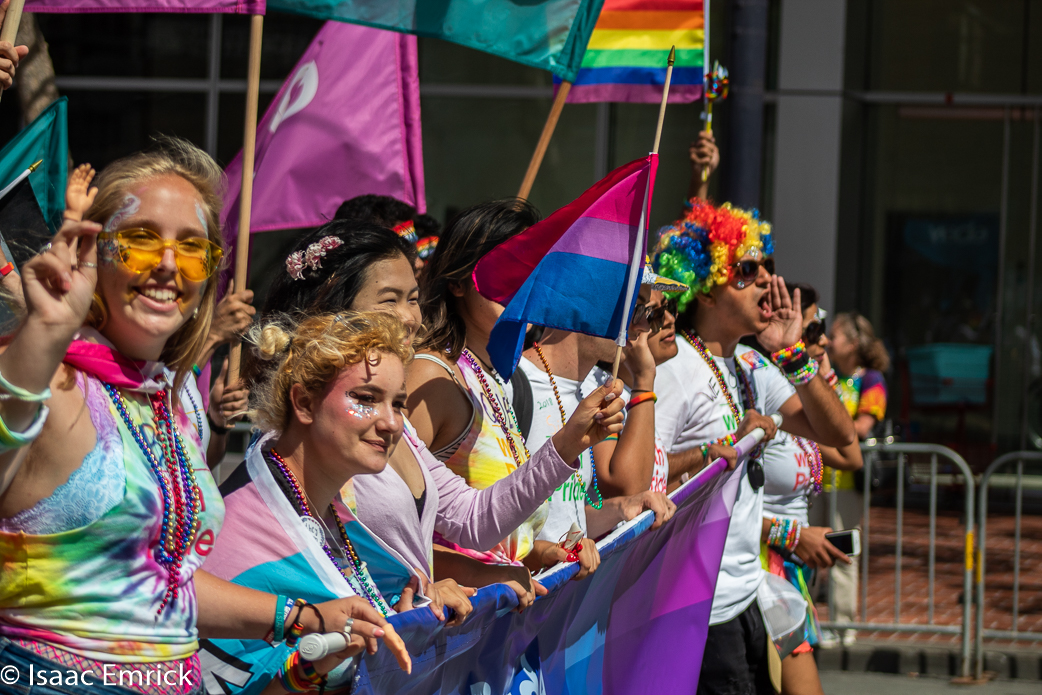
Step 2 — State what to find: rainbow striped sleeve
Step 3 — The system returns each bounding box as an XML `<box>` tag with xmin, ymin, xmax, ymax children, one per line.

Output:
<box><xmin>565</xmin><ymin>0</ymin><xmax>704</xmax><ymax>103</ymax></box>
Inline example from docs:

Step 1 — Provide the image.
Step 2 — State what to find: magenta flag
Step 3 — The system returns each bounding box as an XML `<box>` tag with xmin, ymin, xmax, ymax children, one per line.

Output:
<box><xmin>222</xmin><ymin>21</ymin><xmax>424</xmax><ymax>235</ymax></box>
<box><xmin>26</xmin><ymin>0</ymin><xmax>264</xmax><ymax>12</ymax></box>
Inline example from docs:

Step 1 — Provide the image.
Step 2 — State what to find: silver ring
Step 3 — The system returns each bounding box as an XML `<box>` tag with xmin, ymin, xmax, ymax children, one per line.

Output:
<box><xmin>343</xmin><ymin>618</ymin><xmax>353</xmax><ymax>638</ymax></box>
<box><xmin>79</xmin><ymin>261</ymin><xmax>97</xmax><ymax>269</ymax></box>
<box><xmin>41</xmin><ymin>242</ymin><xmax>52</xmax><ymax>253</ymax></box>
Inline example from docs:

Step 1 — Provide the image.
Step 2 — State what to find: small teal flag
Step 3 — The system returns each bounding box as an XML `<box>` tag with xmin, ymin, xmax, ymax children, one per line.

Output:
<box><xmin>0</xmin><ymin>97</ymin><xmax>68</xmax><ymax>232</ymax></box>
<box><xmin>267</xmin><ymin>0</ymin><xmax>604</xmax><ymax>82</ymax></box>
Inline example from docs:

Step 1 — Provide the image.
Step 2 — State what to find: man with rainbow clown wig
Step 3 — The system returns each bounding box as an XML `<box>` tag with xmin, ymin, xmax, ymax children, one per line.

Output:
<box><xmin>651</xmin><ymin>200</ymin><xmax>855</xmax><ymax>695</ymax></box>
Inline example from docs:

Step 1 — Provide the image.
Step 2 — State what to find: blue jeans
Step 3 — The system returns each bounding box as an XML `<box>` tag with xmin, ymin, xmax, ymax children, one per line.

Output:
<box><xmin>0</xmin><ymin>638</ymin><xmax>193</xmax><ymax>695</ymax></box>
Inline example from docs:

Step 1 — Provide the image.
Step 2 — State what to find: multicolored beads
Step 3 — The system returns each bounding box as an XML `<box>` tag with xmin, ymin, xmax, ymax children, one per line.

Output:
<box><xmin>103</xmin><ymin>383</ymin><xmax>201</xmax><ymax>614</ymax></box>
<box><xmin>267</xmin><ymin>449</ymin><xmax>390</xmax><ymax>617</ymax></box>
<box><xmin>767</xmin><ymin>517</ymin><xmax>802</xmax><ymax>552</ymax></box>
<box><xmin>770</xmin><ymin>340</ymin><xmax>820</xmax><ymax>386</ymax></box>
<box><xmin>461</xmin><ymin>348</ymin><xmax>530</xmax><ymax>471</ymax></box>
<box><xmin>532</xmin><ymin>343</ymin><xmax>604</xmax><ymax>510</ymax></box>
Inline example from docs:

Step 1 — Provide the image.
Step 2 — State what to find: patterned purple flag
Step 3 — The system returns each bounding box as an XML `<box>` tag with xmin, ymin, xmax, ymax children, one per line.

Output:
<box><xmin>222</xmin><ymin>20</ymin><xmax>425</xmax><ymax>234</ymax></box>
<box><xmin>26</xmin><ymin>0</ymin><xmax>264</xmax><ymax>12</ymax></box>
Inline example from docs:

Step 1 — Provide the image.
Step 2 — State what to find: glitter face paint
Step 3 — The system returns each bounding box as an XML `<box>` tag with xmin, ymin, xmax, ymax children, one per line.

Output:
<box><xmin>194</xmin><ymin>202</ymin><xmax>208</xmax><ymax>235</ymax></box>
<box><xmin>99</xmin><ymin>194</ymin><xmax>141</xmax><ymax>267</ymax></box>
<box><xmin>345</xmin><ymin>395</ymin><xmax>376</xmax><ymax>421</ymax></box>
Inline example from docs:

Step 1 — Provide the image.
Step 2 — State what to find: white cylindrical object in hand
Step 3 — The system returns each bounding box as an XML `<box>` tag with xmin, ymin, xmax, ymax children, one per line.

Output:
<box><xmin>298</xmin><ymin>631</ymin><xmax>349</xmax><ymax>661</ymax></box>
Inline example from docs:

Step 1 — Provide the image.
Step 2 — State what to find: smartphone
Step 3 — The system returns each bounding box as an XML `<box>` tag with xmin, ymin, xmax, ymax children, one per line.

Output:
<box><xmin>824</xmin><ymin>529</ymin><xmax>861</xmax><ymax>556</ymax></box>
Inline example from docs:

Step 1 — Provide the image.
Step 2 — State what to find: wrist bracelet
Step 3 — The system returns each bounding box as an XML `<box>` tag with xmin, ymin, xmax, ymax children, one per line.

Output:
<box><xmin>277</xmin><ymin>652</ymin><xmax>313</xmax><ymax>693</ymax></box>
<box><xmin>784</xmin><ymin>357</ymin><xmax>819</xmax><ymax>386</ymax></box>
<box><xmin>767</xmin><ymin>517</ymin><xmax>802</xmax><ymax>552</ymax></box>
<box><xmin>0</xmin><ymin>404</ymin><xmax>49</xmax><ymax>453</ymax></box>
<box><xmin>823</xmin><ymin>368</ymin><xmax>839</xmax><ymax>388</ymax></box>
<box><xmin>273</xmin><ymin>594</ymin><xmax>289</xmax><ymax>643</ymax></box>
<box><xmin>626</xmin><ymin>391</ymin><xmax>657</xmax><ymax>410</ymax></box>
<box><xmin>0</xmin><ymin>368</ymin><xmax>52</xmax><ymax>403</ymax></box>
<box><xmin>207</xmin><ymin>410</ymin><xmax>231</xmax><ymax>436</ymax></box>
<box><xmin>285</xmin><ymin>598</ymin><xmax>308</xmax><ymax>647</ymax></box>
<box><xmin>0</xmin><ymin>262</ymin><xmax>14</xmax><ymax>278</ymax></box>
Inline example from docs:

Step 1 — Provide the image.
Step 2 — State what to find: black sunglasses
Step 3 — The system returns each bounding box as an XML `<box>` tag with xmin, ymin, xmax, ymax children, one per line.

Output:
<box><xmin>730</xmin><ymin>257</ymin><xmax>775</xmax><ymax>289</ymax></box>
<box><xmin>633</xmin><ymin>298</ymin><xmax>679</xmax><ymax>333</ymax></box>
<box><xmin>803</xmin><ymin>318</ymin><xmax>827</xmax><ymax>345</ymax></box>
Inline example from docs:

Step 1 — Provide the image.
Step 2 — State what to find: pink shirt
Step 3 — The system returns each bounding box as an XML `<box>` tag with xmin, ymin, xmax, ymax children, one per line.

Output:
<box><xmin>348</xmin><ymin>419</ymin><xmax>577</xmax><ymax>578</ymax></box>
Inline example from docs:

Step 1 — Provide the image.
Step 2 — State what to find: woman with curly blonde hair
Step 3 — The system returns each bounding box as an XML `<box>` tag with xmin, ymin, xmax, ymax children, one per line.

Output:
<box><xmin>201</xmin><ymin>311</ymin><xmax>422</xmax><ymax>694</ymax></box>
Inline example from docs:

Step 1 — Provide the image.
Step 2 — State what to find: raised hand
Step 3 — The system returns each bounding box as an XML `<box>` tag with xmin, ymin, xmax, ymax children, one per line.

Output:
<box><xmin>21</xmin><ymin>219</ymin><xmax>101</xmax><ymax>335</ymax></box>
<box><xmin>551</xmin><ymin>379</ymin><xmax>625</xmax><ymax>464</ymax></box>
<box><xmin>756</xmin><ymin>275</ymin><xmax>803</xmax><ymax>353</ymax></box>
<box><xmin>0</xmin><ymin>0</ymin><xmax>29</xmax><ymax>92</ymax></box>
<box><xmin>617</xmin><ymin>330</ymin><xmax>656</xmax><ymax>391</ymax></box>
<box><xmin>64</xmin><ymin>164</ymin><xmax>98</xmax><ymax>222</ymax></box>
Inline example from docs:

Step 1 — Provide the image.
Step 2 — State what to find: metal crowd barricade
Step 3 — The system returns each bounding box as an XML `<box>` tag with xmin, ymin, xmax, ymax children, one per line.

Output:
<box><xmin>819</xmin><ymin>440</ymin><xmax>975</xmax><ymax>679</ymax></box>
<box><xmin>975</xmin><ymin>451</ymin><xmax>1042</xmax><ymax>679</ymax></box>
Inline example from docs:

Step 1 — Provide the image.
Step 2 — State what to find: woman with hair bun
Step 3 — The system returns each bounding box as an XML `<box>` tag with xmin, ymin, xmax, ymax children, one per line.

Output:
<box><xmin>0</xmin><ymin>140</ymin><xmax>397</xmax><ymax>695</ymax></box>
<box><xmin>202</xmin><ymin>311</ymin><xmax>417</xmax><ymax>694</ymax></box>
<box><xmin>248</xmin><ymin>216</ymin><xmax>625</xmax><ymax>615</ymax></box>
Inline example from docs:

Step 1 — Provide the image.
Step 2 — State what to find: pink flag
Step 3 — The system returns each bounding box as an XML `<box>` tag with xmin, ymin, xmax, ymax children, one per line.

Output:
<box><xmin>222</xmin><ymin>21</ymin><xmax>425</xmax><ymax>235</ymax></box>
<box><xmin>26</xmin><ymin>0</ymin><xmax>263</xmax><ymax>12</ymax></box>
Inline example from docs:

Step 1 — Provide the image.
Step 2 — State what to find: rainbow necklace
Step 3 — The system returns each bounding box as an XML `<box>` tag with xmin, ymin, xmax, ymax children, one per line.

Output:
<box><xmin>267</xmin><ymin>448</ymin><xmax>389</xmax><ymax>617</ymax></box>
<box><xmin>104</xmin><ymin>383</ymin><xmax>200</xmax><ymax>614</ymax></box>
<box><xmin>461</xmin><ymin>348</ymin><xmax>530</xmax><ymax>470</ymax></box>
<box><xmin>532</xmin><ymin>343</ymin><xmax>604</xmax><ymax>510</ymax></box>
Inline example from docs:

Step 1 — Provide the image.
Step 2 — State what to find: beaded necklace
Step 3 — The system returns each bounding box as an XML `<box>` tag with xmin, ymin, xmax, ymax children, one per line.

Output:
<box><xmin>460</xmin><ymin>348</ymin><xmax>530</xmax><ymax>470</ymax></box>
<box><xmin>681</xmin><ymin>331</ymin><xmax>748</xmax><ymax>422</ymax></box>
<box><xmin>531</xmin><ymin>343</ymin><xmax>604</xmax><ymax>510</ymax></box>
<box><xmin>266</xmin><ymin>448</ymin><xmax>389</xmax><ymax>617</ymax></box>
<box><xmin>182</xmin><ymin>383</ymin><xmax>204</xmax><ymax>440</ymax></box>
<box><xmin>103</xmin><ymin>383</ymin><xmax>201</xmax><ymax>614</ymax></box>
<box><xmin>793</xmin><ymin>436</ymin><xmax>823</xmax><ymax>494</ymax></box>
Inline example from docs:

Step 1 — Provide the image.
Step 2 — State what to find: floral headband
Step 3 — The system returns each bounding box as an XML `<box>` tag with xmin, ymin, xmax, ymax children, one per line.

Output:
<box><xmin>286</xmin><ymin>235</ymin><xmax>343</xmax><ymax>280</ymax></box>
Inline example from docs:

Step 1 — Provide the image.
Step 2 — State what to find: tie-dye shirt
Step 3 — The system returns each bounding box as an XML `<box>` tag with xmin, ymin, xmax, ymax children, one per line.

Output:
<box><xmin>828</xmin><ymin>367</ymin><xmax>888</xmax><ymax>490</ymax></box>
<box><xmin>434</xmin><ymin>353</ymin><xmax>548</xmax><ymax>564</ymax></box>
<box><xmin>0</xmin><ymin>371</ymin><xmax>224</xmax><ymax>662</ymax></box>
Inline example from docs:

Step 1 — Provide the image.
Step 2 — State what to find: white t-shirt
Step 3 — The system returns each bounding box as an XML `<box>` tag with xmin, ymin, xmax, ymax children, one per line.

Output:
<box><xmin>655</xmin><ymin>339</ymin><xmax>795</xmax><ymax>624</ymax></box>
<box><xmin>762</xmin><ymin>431</ymin><xmax>816</xmax><ymax>525</ymax></box>
<box><xmin>179</xmin><ymin>375</ymin><xmax>211</xmax><ymax>455</ymax></box>
<box><xmin>518</xmin><ymin>357</ymin><xmax>594</xmax><ymax>544</ymax></box>
<box><xmin>583</xmin><ymin>366</ymin><xmax>669</xmax><ymax>493</ymax></box>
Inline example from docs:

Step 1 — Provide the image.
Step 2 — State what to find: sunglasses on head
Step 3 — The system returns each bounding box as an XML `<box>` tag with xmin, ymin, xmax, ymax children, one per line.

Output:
<box><xmin>730</xmin><ymin>257</ymin><xmax>775</xmax><ymax>289</ymax></box>
<box><xmin>633</xmin><ymin>297</ymin><xmax>679</xmax><ymax>333</ymax></box>
<box><xmin>100</xmin><ymin>228</ymin><xmax>222</xmax><ymax>282</ymax></box>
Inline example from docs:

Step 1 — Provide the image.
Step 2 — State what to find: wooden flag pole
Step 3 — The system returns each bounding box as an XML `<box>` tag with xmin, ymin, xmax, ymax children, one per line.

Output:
<box><xmin>226</xmin><ymin>13</ymin><xmax>264</xmax><ymax>383</ymax></box>
<box><xmin>0</xmin><ymin>0</ymin><xmax>27</xmax><ymax>105</ymax></box>
<box><xmin>517</xmin><ymin>81</ymin><xmax>571</xmax><ymax>200</ymax></box>
<box><xmin>612</xmin><ymin>47</ymin><xmax>675</xmax><ymax>380</ymax></box>
<box><xmin>701</xmin><ymin>0</ymin><xmax>712</xmax><ymax>181</ymax></box>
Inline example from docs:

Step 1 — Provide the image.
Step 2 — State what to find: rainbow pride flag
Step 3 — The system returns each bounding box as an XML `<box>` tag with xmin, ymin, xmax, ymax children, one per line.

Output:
<box><xmin>564</xmin><ymin>0</ymin><xmax>704</xmax><ymax>103</ymax></box>
<box><xmin>474</xmin><ymin>154</ymin><xmax>658</xmax><ymax>377</ymax></box>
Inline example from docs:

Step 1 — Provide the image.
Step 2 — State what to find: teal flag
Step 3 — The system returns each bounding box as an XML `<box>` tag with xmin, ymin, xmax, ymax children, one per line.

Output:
<box><xmin>0</xmin><ymin>97</ymin><xmax>68</xmax><ymax>232</ymax></box>
<box><xmin>267</xmin><ymin>0</ymin><xmax>604</xmax><ymax>82</ymax></box>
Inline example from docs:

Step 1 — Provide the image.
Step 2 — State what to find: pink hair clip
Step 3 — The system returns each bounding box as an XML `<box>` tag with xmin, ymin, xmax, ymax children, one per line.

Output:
<box><xmin>286</xmin><ymin>235</ymin><xmax>344</xmax><ymax>280</ymax></box>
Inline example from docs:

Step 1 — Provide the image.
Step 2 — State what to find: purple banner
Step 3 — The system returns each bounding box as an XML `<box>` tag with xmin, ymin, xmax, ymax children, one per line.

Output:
<box><xmin>222</xmin><ymin>20</ymin><xmax>424</xmax><ymax>235</ymax></box>
<box><xmin>354</xmin><ymin>451</ymin><xmax>745</xmax><ymax>695</ymax></box>
<box><xmin>26</xmin><ymin>0</ymin><xmax>265</xmax><ymax>13</ymax></box>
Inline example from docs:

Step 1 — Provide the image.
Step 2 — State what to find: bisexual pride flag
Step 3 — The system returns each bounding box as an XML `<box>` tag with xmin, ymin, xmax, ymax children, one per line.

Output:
<box><xmin>563</xmin><ymin>0</ymin><xmax>704</xmax><ymax>103</ymax></box>
<box><xmin>474</xmin><ymin>154</ymin><xmax>658</xmax><ymax>378</ymax></box>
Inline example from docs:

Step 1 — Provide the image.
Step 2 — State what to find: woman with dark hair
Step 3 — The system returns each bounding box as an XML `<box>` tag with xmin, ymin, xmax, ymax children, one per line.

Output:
<box><xmin>757</xmin><ymin>282</ymin><xmax>862</xmax><ymax>695</ymax></box>
<box><xmin>245</xmin><ymin>215</ymin><xmax>624</xmax><ymax>615</ymax></box>
<box><xmin>408</xmin><ymin>199</ymin><xmax>629</xmax><ymax>581</ymax></box>
<box><xmin>828</xmin><ymin>312</ymin><xmax>890</xmax><ymax>440</ymax></box>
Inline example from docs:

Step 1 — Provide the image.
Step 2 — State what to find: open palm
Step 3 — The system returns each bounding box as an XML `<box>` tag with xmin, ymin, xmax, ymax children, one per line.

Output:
<box><xmin>757</xmin><ymin>275</ymin><xmax>803</xmax><ymax>353</ymax></box>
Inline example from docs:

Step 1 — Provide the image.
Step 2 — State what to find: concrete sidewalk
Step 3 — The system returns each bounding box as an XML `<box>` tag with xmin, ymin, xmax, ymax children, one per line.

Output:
<box><xmin>820</xmin><ymin>671</ymin><xmax>1041</xmax><ymax>694</ymax></box>
<box><xmin>815</xmin><ymin>640</ymin><xmax>1041</xmax><ymax>680</ymax></box>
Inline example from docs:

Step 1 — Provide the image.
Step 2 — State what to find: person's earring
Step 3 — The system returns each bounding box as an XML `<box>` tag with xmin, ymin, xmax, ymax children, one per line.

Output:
<box><xmin>192</xmin><ymin>307</ymin><xmax>199</xmax><ymax>319</ymax></box>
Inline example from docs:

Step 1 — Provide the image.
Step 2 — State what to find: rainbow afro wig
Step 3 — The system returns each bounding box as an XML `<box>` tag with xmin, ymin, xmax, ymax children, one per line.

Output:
<box><xmin>653</xmin><ymin>199</ymin><xmax>775</xmax><ymax>312</ymax></box>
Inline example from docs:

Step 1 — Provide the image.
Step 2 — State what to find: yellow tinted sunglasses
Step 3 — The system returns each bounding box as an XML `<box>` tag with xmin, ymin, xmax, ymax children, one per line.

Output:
<box><xmin>99</xmin><ymin>228</ymin><xmax>223</xmax><ymax>282</ymax></box>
